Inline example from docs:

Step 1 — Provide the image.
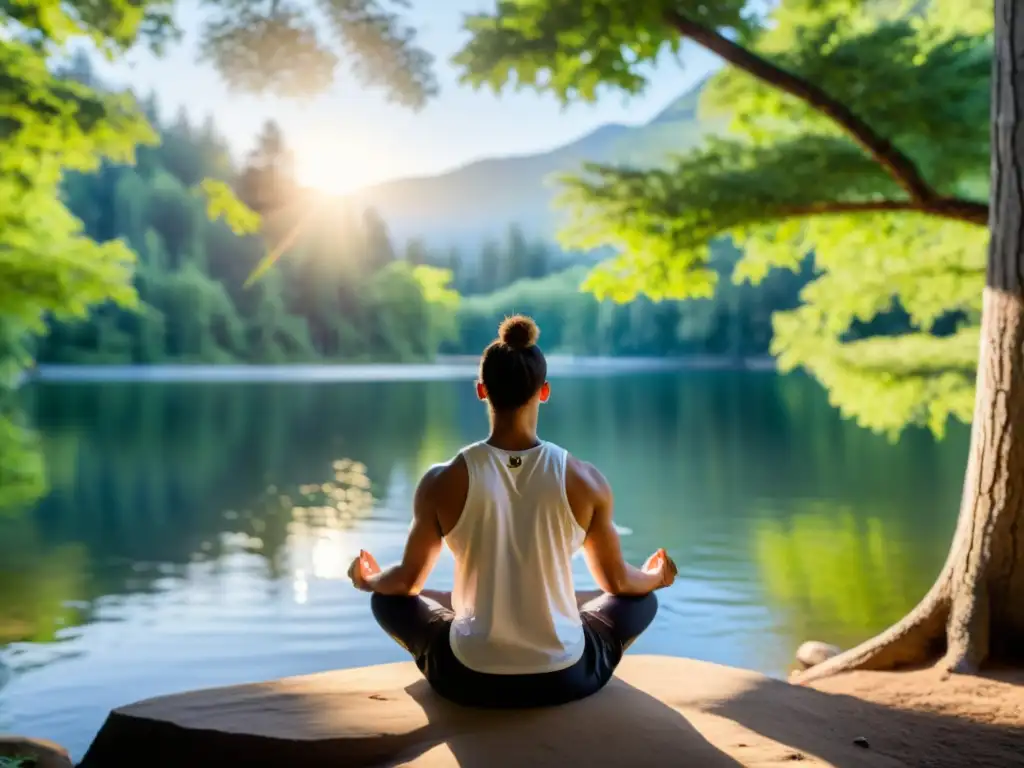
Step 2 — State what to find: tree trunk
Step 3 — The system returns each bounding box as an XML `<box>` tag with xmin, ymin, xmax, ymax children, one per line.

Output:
<box><xmin>794</xmin><ymin>0</ymin><xmax>1024</xmax><ymax>684</ymax></box>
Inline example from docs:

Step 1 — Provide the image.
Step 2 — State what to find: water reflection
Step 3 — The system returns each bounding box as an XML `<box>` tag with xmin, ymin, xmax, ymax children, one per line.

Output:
<box><xmin>0</xmin><ymin>371</ymin><xmax>969</xmax><ymax>758</ymax></box>
<box><xmin>0</xmin><ymin>405</ymin><xmax>47</xmax><ymax>512</ymax></box>
<box><xmin>750</xmin><ymin>503</ymin><xmax>943</xmax><ymax>653</ymax></box>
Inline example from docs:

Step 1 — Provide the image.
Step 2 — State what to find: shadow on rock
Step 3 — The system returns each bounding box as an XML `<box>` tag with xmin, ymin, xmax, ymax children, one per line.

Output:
<box><xmin>391</xmin><ymin>677</ymin><xmax>743</xmax><ymax>767</ymax></box>
<box><xmin>710</xmin><ymin>673</ymin><xmax>1024</xmax><ymax>768</ymax></box>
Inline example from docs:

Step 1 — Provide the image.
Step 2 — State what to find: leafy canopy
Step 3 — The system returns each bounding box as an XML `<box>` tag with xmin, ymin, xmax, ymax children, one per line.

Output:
<box><xmin>455</xmin><ymin>0</ymin><xmax>992</xmax><ymax>437</ymax></box>
<box><xmin>2</xmin><ymin>0</ymin><xmax>441</xmax><ymax>379</ymax></box>
<box><xmin>0</xmin><ymin>0</ymin><xmax>438</xmax><ymax>509</ymax></box>
<box><xmin>199</xmin><ymin>0</ymin><xmax>436</xmax><ymax>106</ymax></box>
<box><xmin>456</xmin><ymin>0</ymin><xmax>751</xmax><ymax>102</ymax></box>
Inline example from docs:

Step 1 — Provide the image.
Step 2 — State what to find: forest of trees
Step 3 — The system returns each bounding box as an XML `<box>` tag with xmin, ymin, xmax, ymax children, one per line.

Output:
<box><xmin>34</xmin><ymin>56</ymin><xmax>452</xmax><ymax>365</ymax></box>
<box><xmin>31</xmin><ymin>56</ymin><xmax>823</xmax><ymax>367</ymax></box>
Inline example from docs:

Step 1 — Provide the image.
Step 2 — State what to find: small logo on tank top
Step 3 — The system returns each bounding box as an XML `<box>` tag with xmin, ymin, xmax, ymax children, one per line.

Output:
<box><xmin>508</xmin><ymin>455</ymin><xmax>523</xmax><ymax>469</ymax></box>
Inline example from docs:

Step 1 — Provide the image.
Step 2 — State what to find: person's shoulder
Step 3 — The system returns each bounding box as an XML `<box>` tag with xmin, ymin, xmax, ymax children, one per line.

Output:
<box><xmin>422</xmin><ymin>453</ymin><xmax>467</xmax><ymax>482</ymax></box>
<box><xmin>416</xmin><ymin>453</ymin><xmax>469</xmax><ymax>503</ymax></box>
<box><xmin>564</xmin><ymin>452</ymin><xmax>611</xmax><ymax>502</ymax></box>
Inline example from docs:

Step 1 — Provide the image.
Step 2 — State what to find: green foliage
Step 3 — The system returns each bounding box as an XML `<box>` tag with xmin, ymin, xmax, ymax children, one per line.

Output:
<box><xmin>455</xmin><ymin>1</ymin><xmax>752</xmax><ymax>103</ymax></box>
<box><xmin>197</xmin><ymin>179</ymin><xmax>262</xmax><ymax>236</ymax></box>
<box><xmin>703</xmin><ymin>4</ymin><xmax>991</xmax><ymax>190</ymax></box>
<box><xmin>0</xmin><ymin>33</ymin><xmax>156</xmax><ymax>388</ymax></box>
<box><xmin>3</xmin><ymin>0</ymin><xmax>452</xmax><ymax>392</ymax></box>
<box><xmin>39</xmin><ymin>106</ymin><xmax>462</xmax><ymax>366</ymax></box>
<box><xmin>457</xmin><ymin>0</ymin><xmax>993</xmax><ymax>436</ymax></box>
<box><xmin>362</xmin><ymin>262</ymin><xmax>436</xmax><ymax>361</ymax></box>
<box><xmin>316</xmin><ymin>0</ymin><xmax>437</xmax><ymax>108</ymax></box>
<box><xmin>198</xmin><ymin>0</ymin><xmax>436</xmax><ymax>106</ymax></box>
<box><xmin>561</xmin><ymin>135</ymin><xmax>900</xmax><ymax>303</ymax></box>
<box><xmin>451</xmin><ymin>245</ymin><xmax>809</xmax><ymax>359</ymax></box>
<box><xmin>412</xmin><ymin>265</ymin><xmax>461</xmax><ymax>349</ymax></box>
<box><xmin>39</xmin><ymin>89</ymin><xmax>809</xmax><ymax>369</ymax></box>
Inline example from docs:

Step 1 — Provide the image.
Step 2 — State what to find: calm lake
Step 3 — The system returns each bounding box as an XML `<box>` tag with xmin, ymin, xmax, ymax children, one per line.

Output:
<box><xmin>0</xmin><ymin>368</ymin><xmax>969</xmax><ymax>759</ymax></box>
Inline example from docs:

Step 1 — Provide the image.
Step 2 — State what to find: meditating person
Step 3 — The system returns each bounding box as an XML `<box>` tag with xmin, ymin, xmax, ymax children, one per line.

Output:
<box><xmin>348</xmin><ymin>314</ymin><xmax>676</xmax><ymax>708</ymax></box>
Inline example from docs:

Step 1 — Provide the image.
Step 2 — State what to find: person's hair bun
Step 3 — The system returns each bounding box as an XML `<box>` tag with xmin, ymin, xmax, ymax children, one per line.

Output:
<box><xmin>499</xmin><ymin>314</ymin><xmax>540</xmax><ymax>350</ymax></box>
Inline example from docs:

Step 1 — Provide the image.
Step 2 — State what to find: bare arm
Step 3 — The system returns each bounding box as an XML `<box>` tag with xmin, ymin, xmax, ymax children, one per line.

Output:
<box><xmin>575</xmin><ymin>461</ymin><xmax>672</xmax><ymax>597</ymax></box>
<box><xmin>358</xmin><ymin>467</ymin><xmax>444</xmax><ymax>596</ymax></box>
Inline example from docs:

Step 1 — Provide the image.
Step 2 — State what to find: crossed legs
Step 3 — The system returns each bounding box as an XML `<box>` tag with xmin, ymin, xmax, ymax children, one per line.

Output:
<box><xmin>371</xmin><ymin>590</ymin><xmax>658</xmax><ymax>663</ymax></box>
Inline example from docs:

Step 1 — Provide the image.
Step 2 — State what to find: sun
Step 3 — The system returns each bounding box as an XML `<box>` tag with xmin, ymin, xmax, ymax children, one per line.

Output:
<box><xmin>291</xmin><ymin>137</ymin><xmax>394</xmax><ymax>196</ymax></box>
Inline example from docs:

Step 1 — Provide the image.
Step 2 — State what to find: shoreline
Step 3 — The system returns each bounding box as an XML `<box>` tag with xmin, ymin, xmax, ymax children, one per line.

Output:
<box><xmin>26</xmin><ymin>356</ymin><xmax>776</xmax><ymax>384</ymax></box>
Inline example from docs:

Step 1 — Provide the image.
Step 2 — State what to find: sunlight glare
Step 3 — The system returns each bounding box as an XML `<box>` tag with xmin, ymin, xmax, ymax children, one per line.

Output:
<box><xmin>292</xmin><ymin>135</ymin><xmax>397</xmax><ymax>196</ymax></box>
<box><xmin>293</xmin><ymin>568</ymin><xmax>309</xmax><ymax>605</ymax></box>
<box><xmin>311</xmin><ymin>530</ymin><xmax>350</xmax><ymax>580</ymax></box>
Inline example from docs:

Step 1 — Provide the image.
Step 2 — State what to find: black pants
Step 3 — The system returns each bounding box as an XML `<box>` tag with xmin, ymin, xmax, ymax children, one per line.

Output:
<box><xmin>371</xmin><ymin>591</ymin><xmax>658</xmax><ymax>708</ymax></box>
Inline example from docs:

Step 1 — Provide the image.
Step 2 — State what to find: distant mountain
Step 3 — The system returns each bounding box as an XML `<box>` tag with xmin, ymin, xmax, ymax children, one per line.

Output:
<box><xmin>350</xmin><ymin>80</ymin><xmax>715</xmax><ymax>253</ymax></box>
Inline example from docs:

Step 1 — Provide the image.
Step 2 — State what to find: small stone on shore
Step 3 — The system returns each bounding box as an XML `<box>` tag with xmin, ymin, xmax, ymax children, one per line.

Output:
<box><xmin>795</xmin><ymin>641</ymin><xmax>842</xmax><ymax>669</ymax></box>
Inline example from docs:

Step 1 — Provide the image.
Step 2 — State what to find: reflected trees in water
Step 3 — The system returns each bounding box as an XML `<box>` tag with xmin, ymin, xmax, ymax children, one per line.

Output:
<box><xmin>0</xmin><ymin>381</ymin><xmax>445</xmax><ymax>647</ymax></box>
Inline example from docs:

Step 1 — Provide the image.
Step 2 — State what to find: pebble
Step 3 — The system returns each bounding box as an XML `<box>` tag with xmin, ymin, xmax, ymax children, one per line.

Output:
<box><xmin>794</xmin><ymin>641</ymin><xmax>842</xmax><ymax>669</ymax></box>
<box><xmin>854</xmin><ymin>737</ymin><xmax>870</xmax><ymax>749</ymax></box>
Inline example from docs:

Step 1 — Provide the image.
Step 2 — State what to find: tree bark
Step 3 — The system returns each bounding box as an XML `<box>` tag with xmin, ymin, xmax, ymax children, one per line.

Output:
<box><xmin>794</xmin><ymin>0</ymin><xmax>1024</xmax><ymax>684</ymax></box>
<box><xmin>773</xmin><ymin>198</ymin><xmax>989</xmax><ymax>226</ymax></box>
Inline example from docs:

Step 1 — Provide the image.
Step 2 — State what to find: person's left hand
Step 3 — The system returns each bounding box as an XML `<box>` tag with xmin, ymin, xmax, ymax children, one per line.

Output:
<box><xmin>347</xmin><ymin>549</ymin><xmax>381</xmax><ymax>592</ymax></box>
<box><xmin>642</xmin><ymin>548</ymin><xmax>677</xmax><ymax>590</ymax></box>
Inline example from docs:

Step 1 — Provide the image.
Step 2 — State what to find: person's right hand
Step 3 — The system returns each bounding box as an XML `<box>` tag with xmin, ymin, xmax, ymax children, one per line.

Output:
<box><xmin>347</xmin><ymin>549</ymin><xmax>381</xmax><ymax>592</ymax></box>
<box><xmin>642</xmin><ymin>548</ymin><xmax>678</xmax><ymax>589</ymax></box>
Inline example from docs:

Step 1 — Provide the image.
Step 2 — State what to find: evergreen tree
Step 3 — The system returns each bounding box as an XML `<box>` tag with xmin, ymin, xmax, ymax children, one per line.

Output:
<box><xmin>404</xmin><ymin>238</ymin><xmax>430</xmax><ymax>266</ymax></box>
<box><xmin>362</xmin><ymin>208</ymin><xmax>397</xmax><ymax>274</ymax></box>
<box><xmin>237</xmin><ymin>120</ymin><xmax>296</xmax><ymax>214</ymax></box>
<box><xmin>478</xmin><ymin>239</ymin><xmax>502</xmax><ymax>294</ymax></box>
<box><xmin>525</xmin><ymin>239</ymin><xmax>552</xmax><ymax>280</ymax></box>
<box><xmin>503</xmin><ymin>224</ymin><xmax>530</xmax><ymax>285</ymax></box>
<box><xmin>445</xmin><ymin>247</ymin><xmax>464</xmax><ymax>289</ymax></box>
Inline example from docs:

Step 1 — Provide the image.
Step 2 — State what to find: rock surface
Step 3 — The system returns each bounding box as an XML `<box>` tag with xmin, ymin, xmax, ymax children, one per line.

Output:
<box><xmin>0</xmin><ymin>736</ymin><xmax>73</xmax><ymax>768</ymax></box>
<box><xmin>78</xmin><ymin>655</ymin><xmax>1024</xmax><ymax>768</ymax></box>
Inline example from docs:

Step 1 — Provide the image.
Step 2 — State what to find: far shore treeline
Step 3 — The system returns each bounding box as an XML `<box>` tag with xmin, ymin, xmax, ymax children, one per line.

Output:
<box><xmin>39</xmin><ymin>57</ymin><xmax>927</xmax><ymax>369</ymax></box>
<box><xmin>33</xmin><ymin>56</ymin><xmax>838</xmax><ymax>367</ymax></box>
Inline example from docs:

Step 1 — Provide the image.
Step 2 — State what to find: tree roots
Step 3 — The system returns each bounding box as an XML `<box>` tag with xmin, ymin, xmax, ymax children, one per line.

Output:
<box><xmin>791</xmin><ymin>571</ymin><xmax>952</xmax><ymax>685</ymax></box>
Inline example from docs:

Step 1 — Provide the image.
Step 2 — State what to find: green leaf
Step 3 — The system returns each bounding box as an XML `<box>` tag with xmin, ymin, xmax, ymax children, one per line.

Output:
<box><xmin>195</xmin><ymin>179</ymin><xmax>262</xmax><ymax>236</ymax></box>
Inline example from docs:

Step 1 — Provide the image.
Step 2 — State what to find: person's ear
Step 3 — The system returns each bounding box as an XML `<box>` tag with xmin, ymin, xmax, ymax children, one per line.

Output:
<box><xmin>538</xmin><ymin>381</ymin><xmax>551</xmax><ymax>404</ymax></box>
<box><xmin>476</xmin><ymin>381</ymin><xmax>488</xmax><ymax>401</ymax></box>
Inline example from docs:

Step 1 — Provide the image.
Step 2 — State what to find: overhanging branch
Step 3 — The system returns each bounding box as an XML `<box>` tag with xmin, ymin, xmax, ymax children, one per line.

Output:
<box><xmin>774</xmin><ymin>198</ymin><xmax>988</xmax><ymax>226</ymax></box>
<box><xmin>665</xmin><ymin>11</ymin><xmax>939</xmax><ymax>204</ymax></box>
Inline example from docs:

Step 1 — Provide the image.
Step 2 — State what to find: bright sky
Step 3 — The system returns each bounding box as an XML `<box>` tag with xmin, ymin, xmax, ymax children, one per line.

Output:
<box><xmin>93</xmin><ymin>0</ymin><xmax>719</xmax><ymax>194</ymax></box>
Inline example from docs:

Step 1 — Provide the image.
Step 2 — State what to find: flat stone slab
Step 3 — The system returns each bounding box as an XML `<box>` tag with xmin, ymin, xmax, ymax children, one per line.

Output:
<box><xmin>79</xmin><ymin>655</ymin><xmax>1024</xmax><ymax>767</ymax></box>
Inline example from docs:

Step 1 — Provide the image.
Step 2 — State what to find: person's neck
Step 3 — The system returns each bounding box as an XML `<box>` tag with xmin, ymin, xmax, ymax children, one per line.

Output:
<box><xmin>487</xmin><ymin>412</ymin><xmax>540</xmax><ymax>452</ymax></box>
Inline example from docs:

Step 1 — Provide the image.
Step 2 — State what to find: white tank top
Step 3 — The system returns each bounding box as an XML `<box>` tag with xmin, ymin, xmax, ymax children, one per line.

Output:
<box><xmin>446</xmin><ymin>440</ymin><xmax>587</xmax><ymax>675</ymax></box>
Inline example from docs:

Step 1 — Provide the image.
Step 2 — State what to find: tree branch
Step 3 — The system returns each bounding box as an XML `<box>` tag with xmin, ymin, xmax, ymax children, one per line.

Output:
<box><xmin>665</xmin><ymin>11</ymin><xmax>940</xmax><ymax>204</ymax></box>
<box><xmin>773</xmin><ymin>198</ymin><xmax>989</xmax><ymax>226</ymax></box>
